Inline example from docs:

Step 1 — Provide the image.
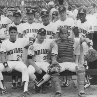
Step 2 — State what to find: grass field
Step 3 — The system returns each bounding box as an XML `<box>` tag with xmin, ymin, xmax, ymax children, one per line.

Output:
<box><xmin>1</xmin><ymin>76</ymin><xmax>97</xmax><ymax>97</ymax></box>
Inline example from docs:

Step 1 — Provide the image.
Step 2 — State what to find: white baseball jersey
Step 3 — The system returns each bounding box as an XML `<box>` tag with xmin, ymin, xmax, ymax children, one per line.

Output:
<box><xmin>53</xmin><ymin>17</ymin><xmax>75</xmax><ymax>38</ymax></box>
<box><xmin>28</xmin><ymin>39</ymin><xmax>58</xmax><ymax>62</ymax></box>
<box><xmin>0</xmin><ymin>38</ymin><xmax>29</xmax><ymax>61</ymax></box>
<box><xmin>75</xmin><ymin>19</ymin><xmax>90</xmax><ymax>34</ymax></box>
<box><xmin>39</xmin><ymin>22</ymin><xmax>56</xmax><ymax>39</ymax></box>
<box><xmin>0</xmin><ymin>16</ymin><xmax>12</xmax><ymax>39</ymax></box>
<box><xmin>86</xmin><ymin>14</ymin><xmax>97</xmax><ymax>32</ymax></box>
<box><xmin>19</xmin><ymin>22</ymin><xmax>41</xmax><ymax>38</ymax></box>
<box><xmin>8</xmin><ymin>22</ymin><xmax>25</xmax><ymax>35</ymax></box>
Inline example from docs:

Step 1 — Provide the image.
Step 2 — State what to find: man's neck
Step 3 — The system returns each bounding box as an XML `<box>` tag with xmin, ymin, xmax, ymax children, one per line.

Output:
<box><xmin>37</xmin><ymin>39</ymin><xmax>44</xmax><ymax>44</ymax></box>
<box><xmin>43</xmin><ymin>23</ymin><xmax>49</xmax><ymax>26</ymax></box>
<box><xmin>9</xmin><ymin>38</ymin><xmax>16</xmax><ymax>43</ymax></box>
<box><xmin>81</xmin><ymin>19</ymin><xmax>86</xmax><ymax>23</ymax></box>
<box><xmin>60</xmin><ymin>38</ymin><xmax>68</xmax><ymax>42</ymax></box>
<box><xmin>60</xmin><ymin>17</ymin><xmax>66</xmax><ymax>21</ymax></box>
<box><xmin>28</xmin><ymin>20</ymin><xmax>34</xmax><ymax>24</ymax></box>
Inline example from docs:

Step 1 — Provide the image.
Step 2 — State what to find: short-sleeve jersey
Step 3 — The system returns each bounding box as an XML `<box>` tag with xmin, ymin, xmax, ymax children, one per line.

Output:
<box><xmin>19</xmin><ymin>22</ymin><xmax>41</xmax><ymax>38</ymax></box>
<box><xmin>0</xmin><ymin>16</ymin><xmax>12</xmax><ymax>39</ymax></box>
<box><xmin>0</xmin><ymin>38</ymin><xmax>29</xmax><ymax>61</ymax></box>
<box><xmin>28</xmin><ymin>39</ymin><xmax>58</xmax><ymax>62</ymax></box>
<box><xmin>53</xmin><ymin>17</ymin><xmax>75</xmax><ymax>38</ymax></box>
<box><xmin>39</xmin><ymin>22</ymin><xmax>56</xmax><ymax>39</ymax></box>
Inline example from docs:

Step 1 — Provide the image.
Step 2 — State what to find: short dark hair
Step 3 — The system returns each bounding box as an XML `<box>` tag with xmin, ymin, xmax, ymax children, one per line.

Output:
<box><xmin>9</xmin><ymin>26</ymin><xmax>17</xmax><ymax>32</ymax></box>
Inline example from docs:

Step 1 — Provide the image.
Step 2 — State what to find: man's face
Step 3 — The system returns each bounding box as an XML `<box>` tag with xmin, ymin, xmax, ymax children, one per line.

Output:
<box><xmin>7</xmin><ymin>15</ymin><xmax>13</xmax><ymax>21</ymax></box>
<box><xmin>41</xmin><ymin>15</ymin><xmax>49</xmax><ymax>24</ymax></box>
<box><xmin>79</xmin><ymin>13</ymin><xmax>86</xmax><ymax>22</ymax></box>
<box><xmin>52</xmin><ymin>11</ymin><xmax>58</xmax><ymax>20</ymax></box>
<box><xmin>13</xmin><ymin>16</ymin><xmax>21</xmax><ymax>24</ymax></box>
<box><xmin>9</xmin><ymin>29</ymin><xmax>18</xmax><ymax>40</ymax></box>
<box><xmin>35</xmin><ymin>12</ymin><xmax>40</xmax><ymax>19</ymax></box>
<box><xmin>59</xmin><ymin>11</ymin><xmax>66</xmax><ymax>19</ymax></box>
<box><xmin>59</xmin><ymin>28</ymin><xmax>68</xmax><ymax>39</ymax></box>
<box><xmin>26</xmin><ymin>14</ymin><xmax>34</xmax><ymax>23</ymax></box>
<box><xmin>37</xmin><ymin>34</ymin><xmax>46</xmax><ymax>41</ymax></box>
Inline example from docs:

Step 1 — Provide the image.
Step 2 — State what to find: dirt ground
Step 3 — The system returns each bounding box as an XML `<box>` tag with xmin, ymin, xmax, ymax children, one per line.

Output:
<box><xmin>1</xmin><ymin>78</ymin><xmax>97</xmax><ymax>97</ymax></box>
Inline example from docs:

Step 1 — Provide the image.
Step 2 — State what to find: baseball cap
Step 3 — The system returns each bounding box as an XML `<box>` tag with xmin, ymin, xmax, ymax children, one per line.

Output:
<box><xmin>78</xmin><ymin>8</ymin><xmax>86</xmax><ymax>14</ymax></box>
<box><xmin>13</xmin><ymin>11</ymin><xmax>21</xmax><ymax>17</ymax></box>
<box><xmin>41</xmin><ymin>10</ymin><xmax>49</xmax><ymax>17</ymax></box>
<box><xmin>58</xmin><ymin>6</ymin><xmax>66</xmax><ymax>13</ymax></box>
<box><xmin>26</xmin><ymin>8</ymin><xmax>35</xmax><ymax>14</ymax></box>
<box><xmin>38</xmin><ymin>28</ymin><xmax>46</xmax><ymax>36</ymax></box>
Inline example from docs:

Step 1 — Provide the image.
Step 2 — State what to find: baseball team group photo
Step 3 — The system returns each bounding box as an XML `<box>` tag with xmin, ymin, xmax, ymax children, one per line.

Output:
<box><xmin>0</xmin><ymin>0</ymin><xmax>97</xmax><ymax>97</ymax></box>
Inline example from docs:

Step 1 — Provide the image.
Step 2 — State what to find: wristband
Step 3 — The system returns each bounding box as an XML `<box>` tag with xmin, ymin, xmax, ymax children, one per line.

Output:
<box><xmin>3</xmin><ymin>62</ymin><xmax>8</xmax><ymax>68</ymax></box>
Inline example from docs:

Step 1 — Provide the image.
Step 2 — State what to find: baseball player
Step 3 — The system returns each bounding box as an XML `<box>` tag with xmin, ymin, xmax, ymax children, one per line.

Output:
<box><xmin>52</xmin><ymin>6</ymin><xmax>75</xmax><ymax>87</ymax></box>
<box><xmin>17</xmin><ymin>7</ymin><xmax>42</xmax><ymax>72</ymax></box>
<box><xmin>27</xmin><ymin>28</ymin><xmax>58</xmax><ymax>93</ymax></box>
<box><xmin>0</xmin><ymin>10</ymin><xmax>12</xmax><ymax>41</ymax></box>
<box><xmin>76</xmin><ymin>8</ymin><xmax>94</xmax><ymax>88</ymax></box>
<box><xmin>18</xmin><ymin>7</ymin><xmax>41</xmax><ymax>38</ymax></box>
<box><xmin>50</xmin><ymin>27</ymin><xmax>86</xmax><ymax>97</ymax></box>
<box><xmin>50</xmin><ymin>8</ymin><xmax>59</xmax><ymax>23</ymax></box>
<box><xmin>52</xmin><ymin>6</ymin><xmax>75</xmax><ymax>39</ymax></box>
<box><xmin>0</xmin><ymin>25</ymin><xmax>30</xmax><ymax>97</ymax></box>
<box><xmin>40</xmin><ymin>9</ymin><xmax>57</xmax><ymax>39</ymax></box>
<box><xmin>7</xmin><ymin>10</ymin><xmax>25</xmax><ymax>89</ymax></box>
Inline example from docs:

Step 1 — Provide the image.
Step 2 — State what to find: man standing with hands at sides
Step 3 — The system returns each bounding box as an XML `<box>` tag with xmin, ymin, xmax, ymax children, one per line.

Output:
<box><xmin>0</xmin><ymin>25</ymin><xmax>30</xmax><ymax>97</ymax></box>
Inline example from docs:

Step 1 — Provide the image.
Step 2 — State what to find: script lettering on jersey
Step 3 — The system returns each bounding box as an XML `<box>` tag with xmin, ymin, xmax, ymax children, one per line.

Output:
<box><xmin>47</xmin><ymin>31</ymin><xmax>54</xmax><ymax>35</ymax></box>
<box><xmin>0</xmin><ymin>24</ymin><xmax>8</xmax><ymax>29</ymax></box>
<box><xmin>34</xmin><ymin>49</ymin><xmax>49</xmax><ymax>55</ymax></box>
<box><xmin>57</xmin><ymin>25</ymin><xmax>72</xmax><ymax>31</ymax></box>
<box><xmin>78</xmin><ymin>28</ymin><xmax>87</xmax><ymax>34</ymax></box>
<box><xmin>7</xmin><ymin>48</ymin><xmax>23</xmax><ymax>55</ymax></box>
<box><xmin>23</xmin><ymin>29</ymin><xmax>38</xmax><ymax>34</ymax></box>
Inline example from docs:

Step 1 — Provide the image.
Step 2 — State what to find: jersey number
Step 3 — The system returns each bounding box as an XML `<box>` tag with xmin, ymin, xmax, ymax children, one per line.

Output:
<box><xmin>17</xmin><ymin>54</ymin><xmax>22</xmax><ymax>61</ymax></box>
<box><xmin>43</xmin><ymin>56</ymin><xmax>48</xmax><ymax>60</ymax></box>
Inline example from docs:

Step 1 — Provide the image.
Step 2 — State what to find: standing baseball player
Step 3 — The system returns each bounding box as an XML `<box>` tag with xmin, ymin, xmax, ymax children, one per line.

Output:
<box><xmin>0</xmin><ymin>25</ymin><xmax>30</xmax><ymax>97</ymax></box>
<box><xmin>40</xmin><ymin>9</ymin><xmax>56</xmax><ymax>39</ymax></box>
<box><xmin>53</xmin><ymin>6</ymin><xmax>75</xmax><ymax>87</ymax></box>
<box><xmin>76</xmin><ymin>8</ymin><xmax>93</xmax><ymax>88</ymax></box>
<box><xmin>18</xmin><ymin>7</ymin><xmax>41</xmax><ymax>67</ymax></box>
<box><xmin>18</xmin><ymin>7</ymin><xmax>41</xmax><ymax>38</ymax></box>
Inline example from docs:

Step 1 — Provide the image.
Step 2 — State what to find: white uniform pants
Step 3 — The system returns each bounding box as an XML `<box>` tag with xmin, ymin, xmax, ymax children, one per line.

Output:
<box><xmin>0</xmin><ymin>61</ymin><xmax>29</xmax><ymax>82</ymax></box>
<box><xmin>59</xmin><ymin>62</ymin><xmax>78</xmax><ymax>72</ymax></box>
<box><xmin>28</xmin><ymin>62</ymin><xmax>50</xmax><ymax>80</ymax></box>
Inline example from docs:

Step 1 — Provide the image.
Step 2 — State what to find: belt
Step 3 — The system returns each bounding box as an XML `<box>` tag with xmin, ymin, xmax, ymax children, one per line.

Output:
<box><xmin>10</xmin><ymin>60</ymin><xmax>18</xmax><ymax>61</ymax></box>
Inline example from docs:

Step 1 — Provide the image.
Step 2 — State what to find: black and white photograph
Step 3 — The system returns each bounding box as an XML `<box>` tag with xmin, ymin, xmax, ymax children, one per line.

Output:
<box><xmin>0</xmin><ymin>0</ymin><xmax>97</xmax><ymax>97</ymax></box>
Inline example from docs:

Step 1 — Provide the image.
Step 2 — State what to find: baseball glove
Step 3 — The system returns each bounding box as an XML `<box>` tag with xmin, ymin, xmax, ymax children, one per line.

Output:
<box><xmin>47</xmin><ymin>62</ymin><xmax>61</xmax><ymax>75</ymax></box>
<box><xmin>84</xmin><ymin>48</ymin><xmax>97</xmax><ymax>62</ymax></box>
